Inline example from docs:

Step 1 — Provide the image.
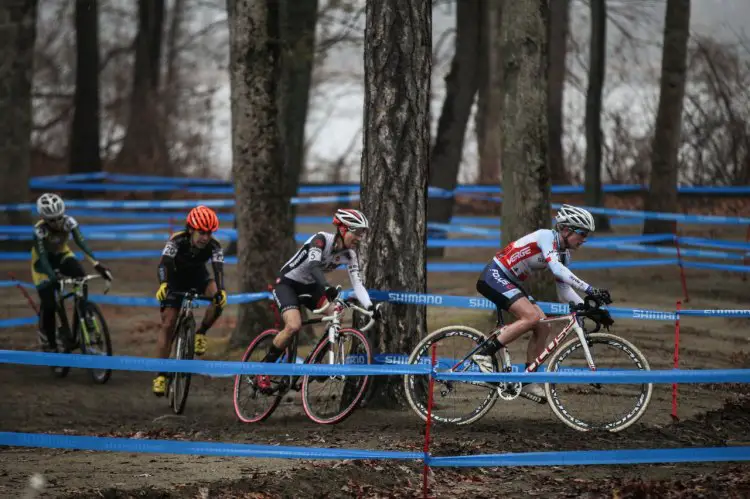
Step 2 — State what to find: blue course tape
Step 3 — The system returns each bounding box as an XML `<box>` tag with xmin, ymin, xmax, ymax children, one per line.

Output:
<box><xmin>0</xmin><ymin>350</ymin><xmax>431</xmax><ymax>375</ymax></box>
<box><xmin>0</xmin><ymin>195</ymin><xmax>361</xmax><ymax>211</ymax></box>
<box><xmin>0</xmin><ymin>432</ymin><xmax>423</xmax><ymax>461</ymax></box>
<box><xmin>426</xmin><ymin>446</ymin><xmax>750</xmax><ymax>467</ymax></box>
<box><xmin>590</xmin><ymin>243</ymin><xmax>746</xmax><ymax>261</ymax></box>
<box><xmin>433</xmin><ymin>368</ymin><xmax>750</xmax><ymax>384</ymax></box>
<box><xmin>0</xmin><ymin>317</ymin><xmax>36</xmax><ymax>328</ymax></box>
<box><xmin>683</xmin><ymin>261</ymin><xmax>750</xmax><ymax>273</ymax></box>
<box><xmin>551</xmin><ymin>203</ymin><xmax>750</xmax><ymax>226</ymax></box>
<box><xmin>678</xmin><ymin>237</ymin><xmax>750</xmax><ymax>252</ymax></box>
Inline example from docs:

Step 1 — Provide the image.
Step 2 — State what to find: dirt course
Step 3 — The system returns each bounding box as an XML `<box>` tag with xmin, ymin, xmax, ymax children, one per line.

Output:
<box><xmin>1</xmin><ymin>219</ymin><xmax>749</xmax><ymax>498</ymax></box>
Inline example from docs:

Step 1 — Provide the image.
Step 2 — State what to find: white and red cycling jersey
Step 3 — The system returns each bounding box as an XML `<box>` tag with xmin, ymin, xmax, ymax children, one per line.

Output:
<box><xmin>492</xmin><ymin>229</ymin><xmax>592</xmax><ymax>298</ymax></box>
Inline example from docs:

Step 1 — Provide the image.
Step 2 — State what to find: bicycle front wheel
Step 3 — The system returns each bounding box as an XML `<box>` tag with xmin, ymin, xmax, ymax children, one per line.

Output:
<box><xmin>404</xmin><ymin>326</ymin><xmax>500</xmax><ymax>426</ymax></box>
<box><xmin>545</xmin><ymin>332</ymin><xmax>653</xmax><ymax>432</ymax></box>
<box><xmin>301</xmin><ymin>328</ymin><xmax>372</xmax><ymax>424</ymax></box>
<box><xmin>169</xmin><ymin>316</ymin><xmax>195</xmax><ymax>415</ymax></box>
<box><xmin>76</xmin><ymin>302</ymin><xmax>113</xmax><ymax>384</ymax></box>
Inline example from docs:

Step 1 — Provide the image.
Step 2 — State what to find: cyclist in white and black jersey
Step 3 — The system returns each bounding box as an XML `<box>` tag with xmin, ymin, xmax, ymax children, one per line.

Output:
<box><xmin>256</xmin><ymin>209</ymin><xmax>377</xmax><ymax>390</ymax></box>
<box><xmin>473</xmin><ymin>205</ymin><xmax>611</xmax><ymax>401</ymax></box>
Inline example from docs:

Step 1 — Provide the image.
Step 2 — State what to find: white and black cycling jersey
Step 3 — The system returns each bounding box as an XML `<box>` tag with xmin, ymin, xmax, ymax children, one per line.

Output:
<box><xmin>278</xmin><ymin>232</ymin><xmax>372</xmax><ymax>308</ymax></box>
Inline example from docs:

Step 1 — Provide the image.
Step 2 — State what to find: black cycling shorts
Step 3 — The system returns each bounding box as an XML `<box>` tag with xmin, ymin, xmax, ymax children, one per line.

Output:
<box><xmin>476</xmin><ymin>262</ymin><xmax>534</xmax><ymax>312</ymax></box>
<box><xmin>272</xmin><ymin>277</ymin><xmax>326</xmax><ymax>314</ymax></box>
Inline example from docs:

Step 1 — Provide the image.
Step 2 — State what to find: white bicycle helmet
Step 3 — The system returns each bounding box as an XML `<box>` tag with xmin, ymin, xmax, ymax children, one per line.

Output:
<box><xmin>333</xmin><ymin>209</ymin><xmax>369</xmax><ymax>231</ymax></box>
<box><xmin>36</xmin><ymin>193</ymin><xmax>66</xmax><ymax>220</ymax></box>
<box><xmin>555</xmin><ymin>204</ymin><xmax>595</xmax><ymax>232</ymax></box>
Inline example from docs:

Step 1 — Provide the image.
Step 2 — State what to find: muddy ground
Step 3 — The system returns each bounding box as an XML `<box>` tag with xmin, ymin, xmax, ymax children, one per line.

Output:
<box><xmin>1</xmin><ymin>219</ymin><xmax>749</xmax><ymax>498</ymax></box>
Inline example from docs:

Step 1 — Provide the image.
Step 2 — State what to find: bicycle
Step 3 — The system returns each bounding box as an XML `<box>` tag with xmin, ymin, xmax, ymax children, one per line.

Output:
<box><xmin>403</xmin><ymin>295</ymin><xmax>653</xmax><ymax>432</ymax></box>
<box><xmin>233</xmin><ymin>297</ymin><xmax>378</xmax><ymax>425</ymax></box>
<box><xmin>160</xmin><ymin>289</ymin><xmax>214</xmax><ymax>414</ymax></box>
<box><xmin>51</xmin><ymin>274</ymin><xmax>113</xmax><ymax>384</ymax></box>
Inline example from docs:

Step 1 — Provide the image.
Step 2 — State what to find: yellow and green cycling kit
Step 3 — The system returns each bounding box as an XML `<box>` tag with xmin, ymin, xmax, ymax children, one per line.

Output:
<box><xmin>31</xmin><ymin>216</ymin><xmax>97</xmax><ymax>286</ymax></box>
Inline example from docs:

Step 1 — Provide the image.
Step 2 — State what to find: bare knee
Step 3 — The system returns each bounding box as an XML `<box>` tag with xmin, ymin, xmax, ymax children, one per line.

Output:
<box><xmin>282</xmin><ymin>309</ymin><xmax>302</xmax><ymax>334</ymax></box>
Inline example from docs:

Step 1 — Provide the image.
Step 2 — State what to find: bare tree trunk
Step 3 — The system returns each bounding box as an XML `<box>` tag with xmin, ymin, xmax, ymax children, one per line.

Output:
<box><xmin>547</xmin><ymin>0</ymin><xmax>569</xmax><ymax>185</ymax></box>
<box><xmin>228</xmin><ymin>0</ymin><xmax>290</xmax><ymax>349</ymax></box>
<box><xmin>643</xmin><ymin>0</ymin><xmax>691</xmax><ymax>235</ymax></box>
<box><xmin>280</xmin><ymin>0</ymin><xmax>317</xmax><ymax>194</ymax></box>
<box><xmin>0</xmin><ymin>0</ymin><xmax>37</xmax><ymax>236</ymax></box>
<box><xmin>361</xmin><ymin>0</ymin><xmax>431</xmax><ymax>407</ymax></box>
<box><xmin>164</xmin><ymin>0</ymin><xmax>185</xmax><ymax>135</ymax></box>
<box><xmin>226</xmin><ymin>0</ymin><xmax>315</xmax><ymax>258</ymax></box>
<box><xmin>476</xmin><ymin>0</ymin><xmax>503</xmax><ymax>184</ymax></box>
<box><xmin>69</xmin><ymin>0</ymin><xmax>101</xmax><ymax>182</ymax></box>
<box><xmin>114</xmin><ymin>0</ymin><xmax>169</xmax><ymax>177</ymax></box>
<box><xmin>500</xmin><ymin>0</ymin><xmax>554</xmax><ymax>301</ymax></box>
<box><xmin>584</xmin><ymin>0</ymin><xmax>610</xmax><ymax>231</ymax></box>
<box><xmin>427</xmin><ymin>0</ymin><xmax>482</xmax><ymax>258</ymax></box>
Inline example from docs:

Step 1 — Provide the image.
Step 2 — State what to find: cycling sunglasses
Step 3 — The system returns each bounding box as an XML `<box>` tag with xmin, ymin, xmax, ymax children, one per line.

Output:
<box><xmin>572</xmin><ymin>228</ymin><xmax>590</xmax><ymax>238</ymax></box>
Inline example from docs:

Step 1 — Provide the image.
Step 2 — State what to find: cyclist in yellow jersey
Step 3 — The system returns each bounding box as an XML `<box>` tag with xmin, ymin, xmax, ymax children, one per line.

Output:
<box><xmin>31</xmin><ymin>193</ymin><xmax>112</xmax><ymax>352</ymax></box>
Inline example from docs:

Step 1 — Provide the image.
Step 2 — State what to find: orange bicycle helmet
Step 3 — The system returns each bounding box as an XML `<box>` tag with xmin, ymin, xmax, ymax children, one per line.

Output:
<box><xmin>187</xmin><ymin>205</ymin><xmax>219</xmax><ymax>232</ymax></box>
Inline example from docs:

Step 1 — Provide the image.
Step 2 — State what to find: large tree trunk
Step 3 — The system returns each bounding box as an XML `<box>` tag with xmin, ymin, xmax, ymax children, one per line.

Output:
<box><xmin>0</xmin><ymin>0</ymin><xmax>37</xmax><ymax>235</ymax></box>
<box><xmin>643</xmin><ymin>0</ymin><xmax>690</xmax><ymax>235</ymax></box>
<box><xmin>547</xmin><ymin>0</ymin><xmax>569</xmax><ymax>185</ymax></box>
<box><xmin>500</xmin><ymin>0</ymin><xmax>554</xmax><ymax>301</ymax></box>
<box><xmin>226</xmin><ymin>0</ymin><xmax>315</xmax><ymax>258</ymax></box>
<box><xmin>361</xmin><ymin>0</ymin><xmax>431</xmax><ymax>406</ymax></box>
<box><xmin>228</xmin><ymin>0</ymin><xmax>291</xmax><ymax>349</ymax></box>
<box><xmin>69</xmin><ymin>0</ymin><xmax>101</xmax><ymax>180</ymax></box>
<box><xmin>280</xmin><ymin>0</ymin><xmax>317</xmax><ymax>197</ymax></box>
<box><xmin>426</xmin><ymin>0</ymin><xmax>482</xmax><ymax>258</ymax></box>
<box><xmin>114</xmin><ymin>0</ymin><xmax>169</xmax><ymax>177</ymax></box>
<box><xmin>475</xmin><ymin>0</ymin><xmax>503</xmax><ymax>184</ymax></box>
<box><xmin>583</xmin><ymin>0</ymin><xmax>610</xmax><ymax>231</ymax></box>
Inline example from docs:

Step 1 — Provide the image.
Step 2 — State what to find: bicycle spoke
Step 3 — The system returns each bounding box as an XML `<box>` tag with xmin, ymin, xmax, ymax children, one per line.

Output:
<box><xmin>546</xmin><ymin>333</ymin><xmax>653</xmax><ymax>432</ymax></box>
<box><xmin>404</xmin><ymin>326</ymin><xmax>500</xmax><ymax>425</ymax></box>
<box><xmin>302</xmin><ymin>329</ymin><xmax>371</xmax><ymax>424</ymax></box>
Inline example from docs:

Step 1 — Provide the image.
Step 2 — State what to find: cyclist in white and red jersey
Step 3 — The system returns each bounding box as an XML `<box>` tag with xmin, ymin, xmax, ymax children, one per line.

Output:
<box><xmin>474</xmin><ymin>204</ymin><xmax>610</xmax><ymax>401</ymax></box>
<box><xmin>255</xmin><ymin>209</ymin><xmax>379</xmax><ymax>391</ymax></box>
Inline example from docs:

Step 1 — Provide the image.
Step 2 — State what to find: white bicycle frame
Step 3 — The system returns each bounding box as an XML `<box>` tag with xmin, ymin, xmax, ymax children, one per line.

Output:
<box><xmin>313</xmin><ymin>300</ymin><xmax>376</xmax><ymax>366</ymax></box>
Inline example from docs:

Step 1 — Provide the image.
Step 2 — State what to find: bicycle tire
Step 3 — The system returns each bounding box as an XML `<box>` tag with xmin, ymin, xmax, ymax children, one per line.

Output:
<box><xmin>170</xmin><ymin>315</ymin><xmax>195</xmax><ymax>415</ymax></box>
<box><xmin>76</xmin><ymin>302</ymin><xmax>113</xmax><ymax>384</ymax></box>
<box><xmin>404</xmin><ymin>325</ymin><xmax>500</xmax><ymax>426</ymax></box>
<box><xmin>301</xmin><ymin>328</ymin><xmax>372</xmax><ymax>425</ymax></box>
<box><xmin>233</xmin><ymin>329</ymin><xmax>288</xmax><ymax>423</ymax></box>
<box><xmin>544</xmin><ymin>332</ymin><xmax>654</xmax><ymax>432</ymax></box>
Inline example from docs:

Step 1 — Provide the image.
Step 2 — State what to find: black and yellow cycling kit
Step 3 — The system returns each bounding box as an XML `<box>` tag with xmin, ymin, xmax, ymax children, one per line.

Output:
<box><xmin>157</xmin><ymin>230</ymin><xmax>225</xmax><ymax>309</ymax></box>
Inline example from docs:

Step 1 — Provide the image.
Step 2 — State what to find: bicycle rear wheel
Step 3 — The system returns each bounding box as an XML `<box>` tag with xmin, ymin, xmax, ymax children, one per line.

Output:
<box><xmin>545</xmin><ymin>332</ymin><xmax>653</xmax><ymax>432</ymax></box>
<box><xmin>169</xmin><ymin>316</ymin><xmax>195</xmax><ymax>415</ymax></box>
<box><xmin>76</xmin><ymin>302</ymin><xmax>113</xmax><ymax>384</ymax></box>
<box><xmin>233</xmin><ymin>329</ymin><xmax>289</xmax><ymax>423</ymax></box>
<box><xmin>404</xmin><ymin>325</ymin><xmax>501</xmax><ymax>425</ymax></box>
<box><xmin>301</xmin><ymin>328</ymin><xmax>372</xmax><ymax>424</ymax></box>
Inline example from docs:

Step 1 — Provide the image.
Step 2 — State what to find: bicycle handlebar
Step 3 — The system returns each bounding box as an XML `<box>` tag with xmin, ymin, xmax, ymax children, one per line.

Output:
<box><xmin>167</xmin><ymin>290</ymin><xmax>215</xmax><ymax>302</ymax></box>
<box><xmin>570</xmin><ymin>294</ymin><xmax>615</xmax><ymax>332</ymax></box>
<box><xmin>58</xmin><ymin>274</ymin><xmax>111</xmax><ymax>295</ymax></box>
<box><xmin>313</xmin><ymin>298</ymin><xmax>380</xmax><ymax>332</ymax></box>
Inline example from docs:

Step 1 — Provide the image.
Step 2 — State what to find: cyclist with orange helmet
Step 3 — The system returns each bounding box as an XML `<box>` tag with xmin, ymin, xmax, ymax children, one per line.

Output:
<box><xmin>152</xmin><ymin>205</ymin><xmax>226</xmax><ymax>396</ymax></box>
<box><xmin>255</xmin><ymin>208</ymin><xmax>379</xmax><ymax>391</ymax></box>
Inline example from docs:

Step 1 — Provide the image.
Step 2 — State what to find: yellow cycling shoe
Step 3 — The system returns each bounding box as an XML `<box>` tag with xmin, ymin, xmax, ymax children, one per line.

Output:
<box><xmin>152</xmin><ymin>375</ymin><xmax>167</xmax><ymax>396</ymax></box>
<box><xmin>194</xmin><ymin>333</ymin><xmax>207</xmax><ymax>356</ymax></box>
